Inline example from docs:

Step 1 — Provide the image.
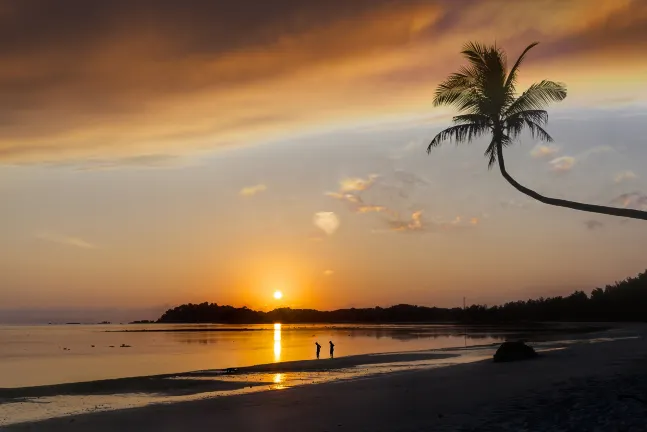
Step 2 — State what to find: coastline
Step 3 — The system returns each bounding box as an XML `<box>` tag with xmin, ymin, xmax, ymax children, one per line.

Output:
<box><xmin>2</xmin><ymin>324</ymin><xmax>646</xmax><ymax>430</ymax></box>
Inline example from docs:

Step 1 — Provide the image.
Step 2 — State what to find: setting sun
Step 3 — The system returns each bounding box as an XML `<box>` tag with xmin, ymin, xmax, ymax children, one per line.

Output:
<box><xmin>273</xmin><ymin>290</ymin><xmax>283</xmax><ymax>300</ymax></box>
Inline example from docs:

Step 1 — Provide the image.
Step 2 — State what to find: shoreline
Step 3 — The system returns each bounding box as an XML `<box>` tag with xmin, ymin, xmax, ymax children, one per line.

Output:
<box><xmin>109</xmin><ymin>321</ymin><xmax>611</xmax><ymax>333</ymax></box>
<box><xmin>4</xmin><ymin>327</ymin><xmax>647</xmax><ymax>431</ymax></box>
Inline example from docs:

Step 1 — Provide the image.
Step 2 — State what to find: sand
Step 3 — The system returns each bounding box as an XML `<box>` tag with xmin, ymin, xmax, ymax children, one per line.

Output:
<box><xmin>4</xmin><ymin>326</ymin><xmax>647</xmax><ymax>432</ymax></box>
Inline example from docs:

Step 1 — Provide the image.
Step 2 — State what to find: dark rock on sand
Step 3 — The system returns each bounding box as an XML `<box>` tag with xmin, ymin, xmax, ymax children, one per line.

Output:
<box><xmin>493</xmin><ymin>341</ymin><xmax>538</xmax><ymax>363</ymax></box>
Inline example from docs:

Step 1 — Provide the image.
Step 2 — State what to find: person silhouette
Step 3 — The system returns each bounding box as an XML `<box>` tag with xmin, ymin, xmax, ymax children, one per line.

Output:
<box><xmin>315</xmin><ymin>342</ymin><xmax>321</xmax><ymax>359</ymax></box>
<box><xmin>329</xmin><ymin>340</ymin><xmax>335</xmax><ymax>359</ymax></box>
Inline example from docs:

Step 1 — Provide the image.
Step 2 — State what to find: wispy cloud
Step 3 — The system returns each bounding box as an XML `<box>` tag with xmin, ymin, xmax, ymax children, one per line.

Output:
<box><xmin>339</xmin><ymin>175</ymin><xmax>379</xmax><ymax>192</ymax></box>
<box><xmin>439</xmin><ymin>215</ymin><xmax>480</xmax><ymax>230</ymax></box>
<box><xmin>323</xmin><ymin>269</ymin><xmax>334</xmax><ymax>276</ymax></box>
<box><xmin>325</xmin><ymin>172</ymin><xmax>477</xmax><ymax>235</ymax></box>
<box><xmin>578</xmin><ymin>146</ymin><xmax>615</xmax><ymax>159</ymax></box>
<box><xmin>545</xmin><ymin>146</ymin><xmax>615</xmax><ymax>173</ymax></box>
<box><xmin>35</xmin><ymin>232</ymin><xmax>97</xmax><ymax>250</ymax></box>
<box><xmin>43</xmin><ymin>154</ymin><xmax>192</xmax><ymax>171</ymax></box>
<box><xmin>530</xmin><ymin>144</ymin><xmax>560</xmax><ymax>159</ymax></box>
<box><xmin>549</xmin><ymin>156</ymin><xmax>576</xmax><ymax>172</ymax></box>
<box><xmin>387</xmin><ymin>210</ymin><xmax>424</xmax><ymax>232</ymax></box>
<box><xmin>614</xmin><ymin>170</ymin><xmax>638</xmax><ymax>183</ymax></box>
<box><xmin>325</xmin><ymin>174</ymin><xmax>387</xmax><ymax>214</ymax></box>
<box><xmin>500</xmin><ymin>199</ymin><xmax>530</xmax><ymax>210</ymax></box>
<box><xmin>239</xmin><ymin>184</ymin><xmax>267</xmax><ymax>197</ymax></box>
<box><xmin>356</xmin><ymin>205</ymin><xmax>388</xmax><ymax>214</ymax></box>
<box><xmin>378</xmin><ymin>212</ymin><xmax>479</xmax><ymax>234</ymax></box>
<box><xmin>609</xmin><ymin>192</ymin><xmax>647</xmax><ymax>210</ymax></box>
<box><xmin>584</xmin><ymin>220</ymin><xmax>605</xmax><ymax>230</ymax></box>
<box><xmin>313</xmin><ymin>212</ymin><xmax>340</xmax><ymax>236</ymax></box>
<box><xmin>1</xmin><ymin>1</ymin><xmax>645</xmax><ymax>164</ymax></box>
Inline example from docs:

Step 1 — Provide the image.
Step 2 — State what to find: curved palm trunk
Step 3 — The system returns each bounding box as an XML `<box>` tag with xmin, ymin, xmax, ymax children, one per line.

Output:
<box><xmin>496</xmin><ymin>143</ymin><xmax>647</xmax><ymax>220</ymax></box>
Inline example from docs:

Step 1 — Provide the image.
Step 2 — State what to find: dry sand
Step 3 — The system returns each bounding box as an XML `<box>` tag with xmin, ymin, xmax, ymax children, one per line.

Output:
<box><xmin>4</xmin><ymin>327</ymin><xmax>647</xmax><ymax>432</ymax></box>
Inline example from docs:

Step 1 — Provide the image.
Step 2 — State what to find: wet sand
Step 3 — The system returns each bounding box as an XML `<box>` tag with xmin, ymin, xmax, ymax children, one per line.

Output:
<box><xmin>5</xmin><ymin>326</ymin><xmax>647</xmax><ymax>431</ymax></box>
<box><xmin>0</xmin><ymin>351</ymin><xmax>456</xmax><ymax>400</ymax></box>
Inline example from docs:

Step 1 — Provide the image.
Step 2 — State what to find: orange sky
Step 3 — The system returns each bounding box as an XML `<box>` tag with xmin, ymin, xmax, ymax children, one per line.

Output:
<box><xmin>1</xmin><ymin>0</ymin><xmax>647</xmax><ymax>321</ymax></box>
<box><xmin>1</xmin><ymin>0</ymin><xmax>646</xmax><ymax>163</ymax></box>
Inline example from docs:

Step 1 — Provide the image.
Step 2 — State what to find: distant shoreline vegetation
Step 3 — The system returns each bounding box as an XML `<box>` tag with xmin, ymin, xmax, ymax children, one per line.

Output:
<box><xmin>154</xmin><ymin>270</ymin><xmax>647</xmax><ymax>324</ymax></box>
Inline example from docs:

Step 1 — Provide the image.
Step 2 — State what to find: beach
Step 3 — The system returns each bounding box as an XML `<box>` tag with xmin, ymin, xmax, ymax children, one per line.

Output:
<box><xmin>4</xmin><ymin>325</ymin><xmax>646</xmax><ymax>431</ymax></box>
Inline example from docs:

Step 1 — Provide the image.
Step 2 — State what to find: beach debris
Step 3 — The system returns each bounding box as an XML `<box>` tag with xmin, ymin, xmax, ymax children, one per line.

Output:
<box><xmin>493</xmin><ymin>341</ymin><xmax>538</xmax><ymax>362</ymax></box>
<box><xmin>109</xmin><ymin>345</ymin><xmax>115</xmax><ymax>348</ymax></box>
<box><xmin>120</xmin><ymin>344</ymin><xmax>131</xmax><ymax>348</ymax></box>
<box><xmin>91</xmin><ymin>345</ymin><xmax>95</xmax><ymax>347</ymax></box>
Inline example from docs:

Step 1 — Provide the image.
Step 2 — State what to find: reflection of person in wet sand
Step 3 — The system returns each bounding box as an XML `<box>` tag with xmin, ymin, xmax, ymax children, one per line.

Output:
<box><xmin>315</xmin><ymin>342</ymin><xmax>321</xmax><ymax>359</ymax></box>
<box><xmin>329</xmin><ymin>340</ymin><xmax>335</xmax><ymax>359</ymax></box>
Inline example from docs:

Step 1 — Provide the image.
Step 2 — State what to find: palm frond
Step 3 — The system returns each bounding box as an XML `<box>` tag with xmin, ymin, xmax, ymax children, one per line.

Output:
<box><xmin>453</xmin><ymin>114</ymin><xmax>492</xmax><ymax>126</ymax></box>
<box><xmin>506</xmin><ymin>80</ymin><xmax>567</xmax><ymax>116</ymax></box>
<box><xmin>503</xmin><ymin>42</ymin><xmax>539</xmax><ymax>96</ymax></box>
<box><xmin>484</xmin><ymin>135</ymin><xmax>512</xmax><ymax>168</ymax></box>
<box><xmin>433</xmin><ymin>66</ymin><xmax>480</xmax><ymax>108</ymax></box>
<box><xmin>505</xmin><ymin>109</ymin><xmax>548</xmax><ymax>124</ymax></box>
<box><xmin>427</xmin><ymin>123</ymin><xmax>489</xmax><ymax>153</ymax></box>
<box><xmin>523</xmin><ymin>120</ymin><xmax>554</xmax><ymax>142</ymax></box>
<box><xmin>506</xmin><ymin>112</ymin><xmax>553</xmax><ymax>142</ymax></box>
<box><xmin>505</xmin><ymin>109</ymin><xmax>548</xmax><ymax>138</ymax></box>
<box><xmin>461</xmin><ymin>41</ymin><xmax>489</xmax><ymax>67</ymax></box>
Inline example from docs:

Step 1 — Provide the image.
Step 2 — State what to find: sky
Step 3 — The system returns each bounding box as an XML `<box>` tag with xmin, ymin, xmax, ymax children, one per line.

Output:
<box><xmin>1</xmin><ymin>0</ymin><xmax>647</xmax><ymax>323</ymax></box>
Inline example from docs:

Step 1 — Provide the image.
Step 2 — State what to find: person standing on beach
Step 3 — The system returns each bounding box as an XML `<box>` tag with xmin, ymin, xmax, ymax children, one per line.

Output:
<box><xmin>315</xmin><ymin>342</ymin><xmax>321</xmax><ymax>359</ymax></box>
<box><xmin>329</xmin><ymin>340</ymin><xmax>335</xmax><ymax>359</ymax></box>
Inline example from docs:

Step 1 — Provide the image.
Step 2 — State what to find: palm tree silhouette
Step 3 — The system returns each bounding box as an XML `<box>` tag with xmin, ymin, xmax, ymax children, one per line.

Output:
<box><xmin>428</xmin><ymin>42</ymin><xmax>647</xmax><ymax>221</ymax></box>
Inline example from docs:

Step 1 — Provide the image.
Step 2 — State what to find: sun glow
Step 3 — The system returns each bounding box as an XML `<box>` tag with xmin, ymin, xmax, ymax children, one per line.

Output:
<box><xmin>273</xmin><ymin>290</ymin><xmax>283</xmax><ymax>300</ymax></box>
<box><xmin>273</xmin><ymin>323</ymin><xmax>282</xmax><ymax>362</ymax></box>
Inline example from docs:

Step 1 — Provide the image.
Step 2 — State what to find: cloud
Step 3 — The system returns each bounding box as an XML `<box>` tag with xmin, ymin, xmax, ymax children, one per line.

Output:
<box><xmin>323</xmin><ymin>269</ymin><xmax>334</xmax><ymax>276</ymax></box>
<box><xmin>313</xmin><ymin>212</ymin><xmax>340</xmax><ymax>236</ymax></box>
<box><xmin>43</xmin><ymin>154</ymin><xmax>191</xmax><ymax>171</ymax></box>
<box><xmin>614</xmin><ymin>170</ymin><xmax>638</xmax><ymax>183</ymax></box>
<box><xmin>379</xmin><ymin>212</ymin><xmax>479</xmax><ymax>234</ymax></box>
<box><xmin>339</xmin><ymin>175</ymin><xmax>379</xmax><ymax>192</ymax></box>
<box><xmin>356</xmin><ymin>205</ymin><xmax>388</xmax><ymax>214</ymax></box>
<box><xmin>239</xmin><ymin>184</ymin><xmax>267</xmax><ymax>197</ymax></box>
<box><xmin>544</xmin><ymin>145</ymin><xmax>615</xmax><ymax>173</ymax></box>
<box><xmin>609</xmin><ymin>192</ymin><xmax>647</xmax><ymax>210</ymax></box>
<box><xmin>1</xmin><ymin>0</ymin><xmax>646</xmax><ymax>163</ymax></box>
<box><xmin>438</xmin><ymin>215</ymin><xmax>480</xmax><ymax>230</ymax></box>
<box><xmin>325</xmin><ymin>192</ymin><xmax>362</xmax><ymax>205</ymax></box>
<box><xmin>325</xmin><ymin>174</ymin><xmax>385</xmax><ymax>213</ymax></box>
<box><xmin>388</xmin><ymin>210</ymin><xmax>425</xmax><ymax>232</ymax></box>
<box><xmin>549</xmin><ymin>156</ymin><xmax>576</xmax><ymax>172</ymax></box>
<box><xmin>530</xmin><ymin>144</ymin><xmax>560</xmax><ymax>159</ymax></box>
<box><xmin>500</xmin><ymin>199</ymin><xmax>529</xmax><ymax>209</ymax></box>
<box><xmin>584</xmin><ymin>220</ymin><xmax>605</xmax><ymax>230</ymax></box>
<box><xmin>578</xmin><ymin>146</ymin><xmax>615</xmax><ymax>159</ymax></box>
<box><xmin>325</xmin><ymin>171</ymin><xmax>477</xmax><ymax>235</ymax></box>
<box><xmin>35</xmin><ymin>232</ymin><xmax>97</xmax><ymax>250</ymax></box>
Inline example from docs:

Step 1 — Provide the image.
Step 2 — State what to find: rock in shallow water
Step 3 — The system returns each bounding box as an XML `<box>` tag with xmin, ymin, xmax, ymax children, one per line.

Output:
<box><xmin>493</xmin><ymin>341</ymin><xmax>538</xmax><ymax>363</ymax></box>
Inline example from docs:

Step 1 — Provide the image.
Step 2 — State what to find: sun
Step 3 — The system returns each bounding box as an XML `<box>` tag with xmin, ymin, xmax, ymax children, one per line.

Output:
<box><xmin>273</xmin><ymin>290</ymin><xmax>283</xmax><ymax>300</ymax></box>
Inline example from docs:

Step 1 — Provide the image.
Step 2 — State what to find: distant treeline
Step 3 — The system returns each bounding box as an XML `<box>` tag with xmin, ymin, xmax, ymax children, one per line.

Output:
<box><xmin>157</xmin><ymin>270</ymin><xmax>647</xmax><ymax>324</ymax></box>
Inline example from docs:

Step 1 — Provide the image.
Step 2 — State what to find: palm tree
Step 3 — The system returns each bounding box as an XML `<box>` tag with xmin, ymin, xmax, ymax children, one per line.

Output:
<box><xmin>428</xmin><ymin>42</ymin><xmax>647</xmax><ymax>221</ymax></box>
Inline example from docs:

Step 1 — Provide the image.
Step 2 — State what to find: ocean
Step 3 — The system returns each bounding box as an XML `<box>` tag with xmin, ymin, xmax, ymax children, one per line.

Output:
<box><xmin>0</xmin><ymin>323</ymin><xmax>505</xmax><ymax>388</ymax></box>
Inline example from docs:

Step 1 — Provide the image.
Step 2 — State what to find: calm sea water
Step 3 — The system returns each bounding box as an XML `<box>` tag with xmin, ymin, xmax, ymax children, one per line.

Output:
<box><xmin>0</xmin><ymin>323</ymin><xmax>505</xmax><ymax>388</ymax></box>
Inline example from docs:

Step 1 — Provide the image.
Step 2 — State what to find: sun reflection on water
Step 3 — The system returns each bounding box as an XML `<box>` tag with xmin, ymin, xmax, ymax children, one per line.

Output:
<box><xmin>273</xmin><ymin>373</ymin><xmax>286</xmax><ymax>389</ymax></box>
<box><xmin>273</xmin><ymin>323</ymin><xmax>281</xmax><ymax>362</ymax></box>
